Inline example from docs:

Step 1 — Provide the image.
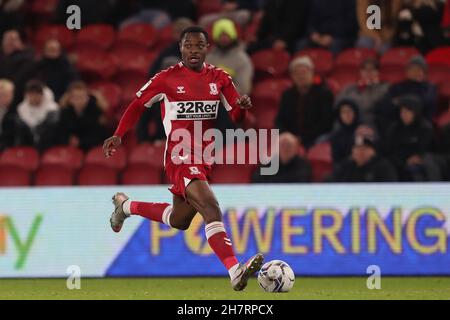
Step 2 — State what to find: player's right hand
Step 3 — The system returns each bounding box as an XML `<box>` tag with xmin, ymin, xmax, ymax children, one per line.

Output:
<box><xmin>103</xmin><ymin>136</ymin><xmax>122</xmax><ymax>158</ymax></box>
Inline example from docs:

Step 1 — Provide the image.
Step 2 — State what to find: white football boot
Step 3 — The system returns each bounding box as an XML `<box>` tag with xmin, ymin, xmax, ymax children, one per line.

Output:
<box><xmin>110</xmin><ymin>192</ymin><xmax>130</xmax><ymax>233</ymax></box>
<box><xmin>231</xmin><ymin>253</ymin><xmax>264</xmax><ymax>291</ymax></box>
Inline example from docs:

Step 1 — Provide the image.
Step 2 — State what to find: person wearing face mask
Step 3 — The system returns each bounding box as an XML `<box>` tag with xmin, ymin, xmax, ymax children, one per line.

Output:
<box><xmin>33</xmin><ymin>39</ymin><xmax>78</xmax><ymax>101</ymax></box>
<box><xmin>15</xmin><ymin>79</ymin><xmax>59</xmax><ymax>150</ymax></box>
<box><xmin>57</xmin><ymin>81</ymin><xmax>109</xmax><ymax>151</ymax></box>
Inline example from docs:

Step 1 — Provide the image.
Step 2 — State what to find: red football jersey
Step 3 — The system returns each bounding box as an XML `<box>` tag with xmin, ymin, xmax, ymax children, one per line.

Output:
<box><xmin>114</xmin><ymin>62</ymin><xmax>245</xmax><ymax>167</ymax></box>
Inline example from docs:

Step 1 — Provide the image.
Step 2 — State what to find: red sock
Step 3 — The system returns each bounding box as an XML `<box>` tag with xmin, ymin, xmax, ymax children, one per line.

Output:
<box><xmin>129</xmin><ymin>201</ymin><xmax>172</xmax><ymax>225</ymax></box>
<box><xmin>205</xmin><ymin>221</ymin><xmax>238</xmax><ymax>270</ymax></box>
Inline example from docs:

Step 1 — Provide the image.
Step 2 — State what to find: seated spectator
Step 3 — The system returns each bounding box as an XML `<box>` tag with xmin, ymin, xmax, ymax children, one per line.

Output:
<box><xmin>376</xmin><ymin>55</ymin><xmax>438</xmax><ymax>134</ymax></box>
<box><xmin>296</xmin><ymin>0</ymin><xmax>358</xmax><ymax>54</ymax></box>
<box><xmin>0</xmin><ymin>78</ymin><xmax>17</xmax><ymax>150</ymax></box>
<box><xmin>275</xmin><ymin>56</ymin><xmax>334</xmax><ymax>148</ymax></box>
<box><xmin>250</xmin><ymin>0</ymin><xmax>310</xmax><ymax>53</ymax></box>
<box><xmin>16</xmin><ymin>80</ymin><xmax>59</xmax><ymax>150</ymax></box>
<box><xmin>0</xmin><ymin>28</ymin><xmax>35</xmax><ymax>103</ymax></box>
<box><xmin>252</xmin><ymin>132</ymin><xmax>311</xmax><ymax>183</ymax></box>
<box><xmin>356</xmin><ymin>0</ymin><xmax>402</xmax><ymax>53</ymax></box>
<box><xmin>336</xmin><ymin>58</ymin><xmax>390</xmax><ymax>126</ymax></box>
<box><xmin>57</xmin><ymin>81</ymin><xmax>109</xmax><ymax>151</ymax></box>
<box><xmin>328</xmin><ymin>134</ymin><xmax>398</xmax><ymax>182</ymax></box>
<box><xmin>0</xmin><ymin>0</ymin><xmax>25</xmax><ymax>37</ymax></box>
<box><xmin>199</xmin><ymin>0</ymin><xmax>251</xmax><ymax>29</ymax></box>
<box><xmin>148</xmin><ymin>17</ymin><xmax>193</xmax><ymax>76</ymax></box>
<box><xmin>33</xmin><ymin>39</ymin><xmax>78</xmax><ymax>101</ymax></box>
<box><xmin>329</xmin><ymin>99</ymin><xmax>361</xmax><ymax>164</ymax></box>
<box><xmin>207</xmin><ymin>18</ymin><xmax>253</xmax><ymax>95</ymax></box>
<box><xmin>394</xmin><ymin>0</ymin><xmax>445</xmax><ymax>53</ymax></box>
<box><xmin>384</xmin><ymin>95</ymin><xmax>441</xmax><ymax>181</ymax></box>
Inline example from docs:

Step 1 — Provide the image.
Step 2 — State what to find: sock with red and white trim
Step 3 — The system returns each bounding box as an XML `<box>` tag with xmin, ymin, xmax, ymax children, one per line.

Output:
<box><xmin>123</xmin><ymin>200</ymin><xmax>172</xmax><ymax>226</ymax></box>
<box><xmin>205</xmin><ymin>221</ymin><xmax>239</xmax><ymax>275</ymax></box>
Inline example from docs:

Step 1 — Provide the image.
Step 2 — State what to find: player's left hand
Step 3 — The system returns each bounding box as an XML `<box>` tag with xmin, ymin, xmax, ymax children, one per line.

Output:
<box><xmin>236</xmin><ymin>95</ymin><xmax>252</xmax><ymax>110</ymax></box>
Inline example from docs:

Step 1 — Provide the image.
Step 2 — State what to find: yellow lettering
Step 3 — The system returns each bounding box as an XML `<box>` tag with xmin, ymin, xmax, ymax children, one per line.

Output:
<box><xmin>151</xmin><ymin>221</ymin><xmax>179</xmax><ymax>255</ymax></box>
<box><xmin>313</xmin><ymin>209</ymin><xmax>345</xmax><ymax>253</ymax></box>
<box><xmin>282</xmin><ymin>209</ymin><xmax>308</xmax><ymax>254</ymax></box>
<box><xmin>407</xmin><ymin>207</ymin><xmax>446</xmax><ymax>254</ymax></box>
<box><xmin>351</xmin><ymin>208</ymin><xmax>361</xmax><ymax>254</ymax></box>
<box><xmin>367</xmin><ymin>208</ymin><xmax>402</xmax><ymax>254</ymax></box>
<box><xmin>185</xmin><ymin>214</ymin><xmax>213</xmax><ymax>254</ymax></box>
<box><xmin>0</xmin><ymin>215</ymin><xmax>5</xmax><ymax>254</ymax></box>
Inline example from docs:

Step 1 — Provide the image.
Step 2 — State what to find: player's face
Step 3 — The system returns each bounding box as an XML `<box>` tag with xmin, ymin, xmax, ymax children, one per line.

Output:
<box><xmin>180</xmin><ymin>32</ymin><xmax>208</xmax><ymax>71</ymax></box>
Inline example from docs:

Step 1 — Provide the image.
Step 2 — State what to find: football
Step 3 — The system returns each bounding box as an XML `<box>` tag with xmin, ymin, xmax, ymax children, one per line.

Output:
<box><xmin>257</xmin><ymin>260</ymin><xmax>295</xmax><ymax>293</ymax></box>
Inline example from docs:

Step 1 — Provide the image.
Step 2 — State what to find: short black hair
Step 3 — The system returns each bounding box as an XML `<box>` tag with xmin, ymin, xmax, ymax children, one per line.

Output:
<box><xmin>25</xmin><ymin>79</ymin><xmax>44</xmax><ymax>94</ymax></box>
<box><xmin>179</xmin><ymin>26</ymin><xmax>209</xmax><ymax>42</ymax></box>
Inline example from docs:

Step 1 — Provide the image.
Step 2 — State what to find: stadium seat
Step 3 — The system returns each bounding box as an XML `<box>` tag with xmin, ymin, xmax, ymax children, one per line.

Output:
<box><xmin>440</xmin><ymin>82</ymin><xmax>450</xmax><ymax>99</ymax></box>
<box><xmin>294</xmin><ymin>48</ymin><xmax>334</xmax><ymax>76</ymax></box>
<box><xmin>328</xmin><ymin>71</ymin><xmax>359</xmax><ymax>91</ymax></box>
<box><xmin>73</xmin><ymin>49</ymin><xmax>117</xmax><ymax>81</ymax></box>
<box><xmin>34</xmin><ymin>24</ymin><xmax>75</xmax><ymax>51</ymax></box>
<box><xmin>210</xmin><ymin>164</ymin><xmax>255</xmax><ymax>184</ymax></box>
<box><xmin>0</xmin><ymin>147</ymin><xmax>39</xmax><ymax>172</ymax></box>
<box><xmin>153</xmin><ymin>23</ymin><xmax>174</xmax><ymax>51</ymax></box>
<box><xmin>436</xmin><ymin>111</ymin><xmax>450</xmax><ymax>129</ymax></box>
<box><xmin>380</xmin><ymin>68</ymin><xmax>405</xmax><ymax>84</ymax></box>
<box><xmin>77</xmin><ymin>165</ymin><xmax>118</xmax><ymax>186</ymax></box>
<box><xmin>0</xmin><ymin>165</ymin><xmax>31</xmax><ymax>187</ymax></box>
<box><xmin>122</xmin><ymin>164</ymin><xmax>162</xmax><ymax>185</ymax></box>
<box><xmin>75</xmin><ymin>24</ymin><xmax>115</xmax><ymax>50</ymax></box>
<box><xmin>41</xmin><ymin>146</ymin><xmax>84</xmax><ymax>170</ymax></box>
<box><xmin>197</xmin><ymin>0</ymin><xmax>223</xmax><ymax>17</ymax></box>
<box><xmin>89</xmin><ymin>81</ymin><xmax>122</xmax><ymax>115</ymax></box>
<box><xmin>251</xmin><ymin>78</ymin><xmax>292</xmax><ymax>110</ymax></box>
<box><xmin>252</xmin><ymin>108</ymin><xmax>277</xmax><ymax>129</ymax></box>
<box><xmin>111</xmin><ymin>48</ymin><xmax>158</xmax><ymax>77</ymax></box>
<box><xmin>30</xmin><ymin>0</ymin><xmax>59</xmax><ymax>17</ymax></box>
<box><xmin>428</xmin><ymin>65</ymin><xmax>450</xmax><ymax>86</ymax></box>
<box><xmin>85</xmin><ymin>146</ymin><xmax>127</xmax><ymax>170</ymax></box>
<box><xmin>251</xmin><ymin>49</ymin><xmax>291</xmax><ymax>79</ymax></box>
<box><xmin>114</xmin><ymin>71</ymin><xmax>148</xmax><ymax>104</ymax></box>
<box><xmin>34</xmin><ymin>165</ymin><xmax>74</xmax><ymax>186</ymax></box>
<box><xmin>117</xmin><ymin>23</ymin><xmax>157</xmax><ymax>49</ymax></box>
<box><xmin>128</xmin><ymin>142</ymin><xmax>166</xmax><ymax>169</ymax></box>
<box><xmin>306</xmin><ymin>142</ymin><xmax>333</xmax><ymax>182</ymax></box>
<box><xmin>380</xmin><ymin>47</ymin><xmax>420</xmax><ymax>69</ymax></box>
<box><xmin>426</xmin><ymin>47</ymin><xmax>450</xmax><ymax>68</ymax></box>
<box><xmin>335</xmin><ymin>48</ymin><xmax>378</xmax><ymax>73</ymax></box>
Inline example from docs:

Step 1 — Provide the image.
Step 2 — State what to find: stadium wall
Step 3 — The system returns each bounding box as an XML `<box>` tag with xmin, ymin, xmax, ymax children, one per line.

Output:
<box><xmin>0</xmin><ymin>184</ymin><xmax>449</xmax><ymax>277</ymax></box>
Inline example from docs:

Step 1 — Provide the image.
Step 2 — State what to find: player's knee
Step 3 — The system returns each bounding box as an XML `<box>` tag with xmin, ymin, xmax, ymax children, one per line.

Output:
<box><xmin>172</xmin><ymin>221</ymin><xmax>191</xmax><ymax>231</ymax></box>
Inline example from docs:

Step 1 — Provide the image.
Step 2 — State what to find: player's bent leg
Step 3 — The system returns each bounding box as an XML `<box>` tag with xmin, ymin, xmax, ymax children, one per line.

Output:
<box><xmin>169</xmin><ymin>194</ymin><xmax>198</xmax><ymax>230</ymax></box>
<box><xmin>185</xmin><ymin>179</ymin><xmax>264</xmax><ymax>291</ymax></box>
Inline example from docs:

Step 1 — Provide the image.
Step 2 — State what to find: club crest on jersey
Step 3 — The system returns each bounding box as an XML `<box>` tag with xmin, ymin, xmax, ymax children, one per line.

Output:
<box><xmin>177</xmin><ymin>86</ymin><xmax>186</xmax><ymax>94</ymax></box>
<box><xmin>209</xmin><ymin>83</ymin><xmax>218</xmax><ymax>95</ymax></box>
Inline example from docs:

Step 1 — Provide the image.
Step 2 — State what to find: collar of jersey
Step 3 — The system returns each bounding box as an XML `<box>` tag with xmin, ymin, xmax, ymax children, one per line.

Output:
<box><xmin>180</xmin><ymin>61</ymin><xmax>207</xmax><ymax>75</ymax></box>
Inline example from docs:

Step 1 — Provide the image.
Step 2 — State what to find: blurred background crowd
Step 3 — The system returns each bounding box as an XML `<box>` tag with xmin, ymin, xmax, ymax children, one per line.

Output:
<box><xmin>0</xmin><ymin>0</ymin><xmax>450</xmax><ymax>186</ymax></box>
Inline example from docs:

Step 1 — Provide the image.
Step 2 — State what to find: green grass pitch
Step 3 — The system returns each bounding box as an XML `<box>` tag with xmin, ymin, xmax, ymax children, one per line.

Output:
<box><xmin>1</xmin><ymin>277</ymin><xmax>450</xmax><ymax>300</ymax></box>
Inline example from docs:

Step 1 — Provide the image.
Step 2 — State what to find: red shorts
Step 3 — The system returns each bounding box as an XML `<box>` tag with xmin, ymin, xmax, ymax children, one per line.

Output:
<box><xmin>165</xmin><ymin>162</ymin><xmax>212</xmax><ymax>200</ymax></box>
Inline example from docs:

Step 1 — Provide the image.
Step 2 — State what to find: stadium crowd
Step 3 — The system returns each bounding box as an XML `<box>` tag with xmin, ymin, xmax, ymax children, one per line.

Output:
<box><xmin>0</xmin><ymin>0</ymin><xmax>450</xmax><ymax>186</ymax></box>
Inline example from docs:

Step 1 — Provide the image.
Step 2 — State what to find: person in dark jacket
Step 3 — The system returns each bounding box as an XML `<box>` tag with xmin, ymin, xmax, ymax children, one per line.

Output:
<box><xmin>296</xmin><ymin>0</ymin><xmax>359</xmax><ymax>54</ymax></box>
<box><xmin>57</xmin><ymin>81</ymin><xmax>109</xmax><ymax>151</ymax></box>
<box><xmin>330</xmin><ymin>99</ymin><xmax>361</xmax><ymax>164</ymax></box>
<box><xmin>252</xmin><ymin>132</ymin><xmax>312</xmax><ymax>183</ymax></box>
<box><xmin>0</xmin><ymin>29</ymin><xmax>35</xmax><ymax>104</ymax></box>
<box><xmin>275</xmin><ymin>56</ymin><xmax>334</xmax><ymax>148</ymax></box>
<box><xmin>376</xmin><ymin>55</ymin><xmax>437</xmax><ymax>136</ymax></box>
<box><xmin>384</xmin><ymin>94</ymin><xmax>441</xmax><ymax>181</ymax></box>
<box><xmin>33</xmin><ymin>39</ymin><xmax>78</xmax><ymax>101</ymax></box>
<box><xmin>329</xmin><ymin>134</ymin><xmax>398</xmax><ymax>182</ymax></box>
<box><xmin>0</xmin><ymin>78</ymin><xmax>17</xmax><ymax>150</ymax></box>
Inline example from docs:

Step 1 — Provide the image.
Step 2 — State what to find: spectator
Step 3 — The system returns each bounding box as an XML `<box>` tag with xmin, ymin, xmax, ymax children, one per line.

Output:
<box><xmin>0</xmin><ymin>28</ymin><xmax>35</xmax><ymax>103</ymax></box>
<box><xmin>395</xmin><ymin>0</ymin><xmax>445</xmax><ymax>53</ymax></box>
<box><xmin>198</xmin><ymin>0</ymin><xmax>252</xmax><ymax>29</ymax></box>
<box><xmin>33</xmin><ymin>39</ymin><xmax>78</xmax><ymax>101</ymax></box>
<box><xmin>296</xmin><ymin>0</ymin><xmax>359</xmax><ymax>54</ymax></box>
<box><xmin>0</xmin><ymin>0</ymin><xmax>25</xmax><ymax>37</ymax></box>
<box><xmin>15</xmin><ymin>80</ymin><xmax>59</xmax><ymax>150</ymax></box>
<box><xmin>57</xmin><ymin>81</ymin><xmax>109</xmax><ymax>151</ymax></box>
<box><xmin>443</xmin><ymin>0</ymin><xmax>450</xmax><ymax>43</ymax></box>
<box><xmin>148</xmin><ymin>17</ymin><xmax>194</xmax><ymax>76</ymax></box>
<box><xmin>336</xmin><ymin>58</ymin><xmax>390</xmax><ymax>126</ymax></box>
<box><xmin>376</xmin><ymin>55</ymin><xmax>438</xmax><ymax>134</ymax></box>
<box><xmin>329</xmin><ymin>99</ymin><xmax>361</xmax><ymax>164</ymax></box>
<box><xmin>275</xmin><ymin>56</ymin><xmax>334</xmax><ymax>148</ymax></box>
<box><xmin>252</xmin><ymin>132</ymin><xmax>312</xmax><ymax>183</ymax></box>
<box><xmin>329</xmin><ymin>134</ymin><xmax>398</xmax><ymax>182</ymax></box>
<box><xmin>356</xmin><ymin>0</ymin><xmax>402</xmax><ymax>53</ymax></box>
<box><xmin>251</xmin><ymin>0</ymin><xmax>310</xmax><ymax>53</ymax></box>
<box><xmin>384</xmin><ymin>95</ymin><xmax>441</xmax><ymax>181</ymax></box>
<box><xmin>0</xmin><ymin>78</ymin><xmax>16</xmax><ymax>150</ymax></box>
<box><xmin>206</xmin><ymin>18</ymin><xmax>253</xmax><ymax>95</ymax></box>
